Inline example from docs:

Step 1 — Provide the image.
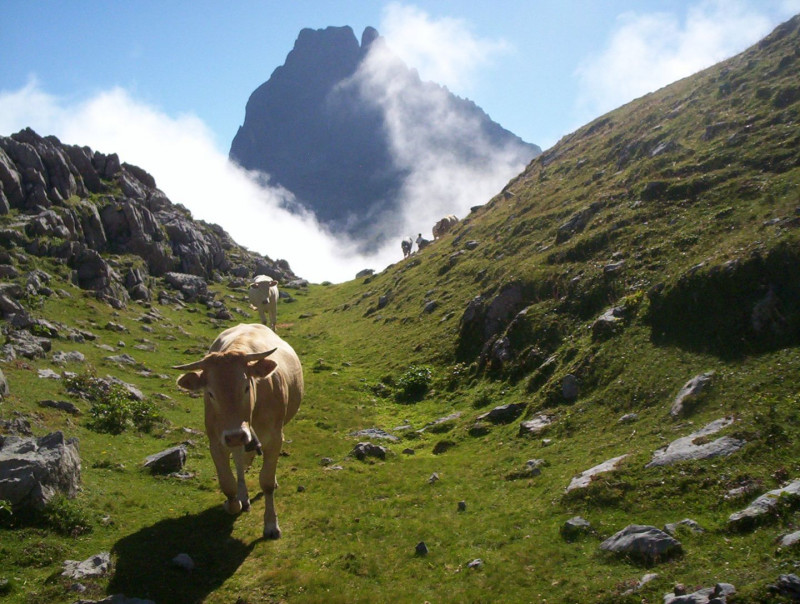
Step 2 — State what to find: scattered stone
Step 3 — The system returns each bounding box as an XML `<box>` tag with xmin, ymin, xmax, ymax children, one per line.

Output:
<box><xmin>402</xmin><ymin>448</ymin><xmax>415</xmax><ymax>455</ymax></box>
<box><xmin>105</xmin><ymin>353</ymin><xmax>138</xmax><ymax>366</ymax></box>
<box><xmin>670</xmin><ymin>372</ymin><xmax>714</xmax><ymax>417</ymax></box>
<box><xmin>0</xmin><ymin>431</ymin><xmax>81</xmax><ymax>509</ymax></box>
<box><xmin>477</xmin><ymin>402</ymin><xmax>526</xmax><ymax>424</ymax></box>
<box><xmin>600</xmin><ymin>525</ymin><xmax>682</xmax><ymax>563</ymax></box>
<box><xmin>417</xmin><ymin>412</ymin><xmax>461</xmax><ymax>433</ymax></box>
<box><xmin>297</xmin><ymin>485</ymin><xmax>305</xmax><ymax>493</ymax></box>
<box><xmin>728</xmin><ymin>479</ymin><xmax>800</xmax><ymax>530</ymax></box>
<box><xmin>566</xmin><ymin>454</ymin><xmax>629</xmax><ymax>492</ymax></box>
<box><xmin>618</xmin><ymin>413</ymin><xmax>638</xmax><ymax>424</ymax></box>
<box><xmin>52</xmin><ymin>350</ymin><xmax>86</xmax><ymax>365</ymax></box>
<box><xmin>506</xmin><ymin>459</ymin><xmax>545</xmax><ymax>481</ymax></box>
<box><xmin>38</xmin><ymin>399</ymin><xmax>81</xmax><ymax>415</ymax></box>
<box><xmin>779</xmin><ymin>530</ymin><xmax>800</xmax><ymax>548</ymax></box>
<box><xmin>467</xmin><ymin>558</ymin><xmax>483</xmax><ymax>569</ymax></box>
<box><xmin>458</xmin><ymin>501</ymin><xmax>466</xmax><ymax>512</ymax></box>
<box><xmin>0</xmin><ymin>368</ymin><xmax>7</xmax><ymax>399</ymax></box>
<box><xmin>518</xmin><ymin>413</ymin><xmax>553</xmax><ymax>436</ymax></box>
<box><xmin>105</xmin><ymin>321</ymin><xmax>128</xmax><ymax>332</ymax></box>
<box><xmin>646</xmin><ymin>417</ymin><xmax>745</xmax><ymax>468</ymax></box>
<box><xmin>37</xmin><ymin>368</ymin><xmax>61</xmax><ymax>379</ymax></box>
<box><xmin>664</xmin><ymin>582</ymin><xmax>736</xmax><ymax>603</ymax></box>
<box><xmin>428</xmin><ymin>473</ymin><xmax>440</xmax><ymax>484</ymax></box>
<box><xmin>415</xmin><ymin>541</ymin><xmax>428</xmax><ymax>556</ymax></box>
<box><xmin>622</xmin><ymin>573</ymin><xmax>659</xmax><ymax>596</ymax></box>
<box><xmin>664</xmin><ymin>518</ymin><xmax>705</xmax><ymax>536</ymax></box>
<box><xmin>74</xmin><ymin>595</ymin><xmax>155</xmax><ymax>604</ymax></box>
<box><xmin>351</xmin><ymin>442</ymin><xmax>388</xmax><ymax>461</ymax></box>
<box><xmin>319</xmin><ymin>457</ymin><xmax>334</xmax><ymax>466</ymax></box>
<box><xmin>468</xmin><ymin>422</ymin><xmax>491</xmax><ymax>437</ymax></box>
<box><xmin>349</xmin><ymin>428</ymin><xmax>399</xmax><ymax>442</ymax></box>
<box><xmin>769</xmin><ymin>574</ymin><xmax>800</xmax><ymax>601</ymax></box>
<box><xmin>171</xmin><ymin>553</ymin><xmax>194</xmax><ymax>572</ymax></box>
<box><xmin>143</xmin><ymin>445</ymin><xmax>186</xmax><ymax>474</ymax></box>
<box><xmin>561</xmin><ymin>516</ymin><xmax>592</xmax><ymax>541</ymax></box>
<box><xmin>62</xmin><ymin>552</ymin><xmax>111</xmax><ymax>579</ymax></box>
<box><xmin>591</xmin><ymin>306</ymin><xmax>625</xmax><ymax>339</ymax></box>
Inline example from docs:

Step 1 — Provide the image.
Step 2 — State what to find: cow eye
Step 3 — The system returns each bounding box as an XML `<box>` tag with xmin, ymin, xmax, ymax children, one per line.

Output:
<box><xmin>244</xmin><ymin>383</ymin><xmax>250</xmax><ymax>393</ymax></box>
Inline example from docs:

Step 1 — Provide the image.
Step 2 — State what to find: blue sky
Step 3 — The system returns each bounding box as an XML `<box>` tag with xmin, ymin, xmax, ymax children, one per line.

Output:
<box><xmin>1</xmin><ymin>1</ymin><xmax>798</xmax><ymax>282</ymax></box>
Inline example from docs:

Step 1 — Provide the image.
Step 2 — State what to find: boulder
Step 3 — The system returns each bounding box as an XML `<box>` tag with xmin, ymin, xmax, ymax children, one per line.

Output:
<box><xmin>143</xmin><ymin>445</ymin><xmax>187</xmax><ymax>474</ymax></box>
<box><xmin>600</xmin><ymin>524</ymin><xmax>682</xmax><ymax>563</ymax></box>
<box><xmin>670</xmin><ymin>372</ymin><xmax>714</xmax><ymax>417</ymax></box>
<box><xmin>663</xmin><ymin>582</ymin><xmax>736</xmax><ymax>603</ymax></box>
<box><xmin>505</xmin><ymin>459</ymin><xmax>545</xmax><ymax>480</ymax></box>
<box><xmin>351</xmin><ymin>442</ymin><xmax>388</xmax><ymax>461</ymax></box>
<box><xmin>646</xmin><ymin>417</ymin><xmax>745</xmax><ymax>468</ymax></box>
<box><xmin>62</xmin><ymin>552</ymin><xmax>112</xmax><ymax>580</ymax></box>
<box><xmin>4</xmin><ymin>329</ymin><xmax>52</xmax><ymax>359</ymax></box>
<box><xmin>0</xmin><ymin>431</ymin><xmax>81</xmax><ymax>509</ymax></box>
<box><xmin>769</xmin><ymin>574</ymin><xmax>800</xmax><ymax>601</ymax></box>
<box><xmin>567</xmin><ymin>454</ymin><xmax>629</xmax><ymax>492</ymax></box>
<box><xmin>562</xmin><ymin>374</ymin><xmax>580</xmax><ymax>401</ymax></box>
<box><xmin>518</xmin><ymin>413</ymin><xmax>552</xmax><ymax>436</ymax></box>
<box><xmin>164</xmin><ymin>272</ymin><xmax>208</xmax><ymax>302</ymax></box>
<box><xmin>561</xmin><ymin>516</ymin><xmax>593</xmax><ymax>541</ymax></box>
<box><xmin>0</xmin><ymin>368</ymin><xmax>7</xmax><ymax>399</ymax></box>
<box><xmin>728</xmin><ymin>479</ymin><xmax>800</xmax><ymax>529</ymax></box>
<box><xmin>349</xmin><ymin>428</ymin><xmax>399</xmax><ymax>442</ymax></box>
<box><xmin>477</xmin><ymin>402</ymin><xmax>526</xmax><ymax>424</ymax></box>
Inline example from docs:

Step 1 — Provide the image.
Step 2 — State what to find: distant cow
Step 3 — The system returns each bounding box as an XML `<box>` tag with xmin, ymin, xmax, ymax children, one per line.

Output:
<box><xmin>433</xmin><ymin>214</ymin><xmax>458</xmax><ymax>239</ymax></box>
<box><xmin>401</xmin><ymin>237</ymin><xmax>413</xmax><ymax>258</ymax></box>
<box><xmin>174</xmin><ymin>323</ymin><xmax>304</xmax><ymax>539</ymax></box>
<box><xmin>416</xmin><ymin>233</ymin><xmax>431</xmax><ymax>251</ymax></box>
<box><xmin>248</xmin><ymin>275</ymin><xmax>279</xmax><ymax>330</ymax></box>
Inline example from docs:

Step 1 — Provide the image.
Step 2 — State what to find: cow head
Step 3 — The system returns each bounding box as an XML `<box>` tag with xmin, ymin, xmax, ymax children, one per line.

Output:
<box><xmin>174</xmin><ymin>349</ymin><xmax>278</xmax><ymax>448</ymax></box>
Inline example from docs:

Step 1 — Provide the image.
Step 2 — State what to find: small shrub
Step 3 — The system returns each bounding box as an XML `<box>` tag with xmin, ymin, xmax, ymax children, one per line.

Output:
<box><xmin>66</xmin><ymin>372</ymin><xmax>163</xmax><ymax>434</ymax></box>
<box><xmin>40</xmin><ymin>495</ymin><xmax>92</xmax><ymax>536</ymax></box>
<box><xmin>394</xmin><ymin>365</ymin><xmax>432</xmax><ymax>403</ymax></box>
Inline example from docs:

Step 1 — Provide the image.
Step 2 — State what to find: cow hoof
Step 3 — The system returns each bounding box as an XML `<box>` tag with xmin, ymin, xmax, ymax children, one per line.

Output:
<box><xmin>224</xmin><ymin>498</ymin><xmax>242</xmax><ymax>514</ymax></box>
<box><xmin>241</xmin><ymin>499</ymin><xmax>251</xmax><ymax>512</ymax></box>
<box><xmin>263</xmin><ymin>526</ymin><xmax>282</xmax><ymax>540</ymax></box>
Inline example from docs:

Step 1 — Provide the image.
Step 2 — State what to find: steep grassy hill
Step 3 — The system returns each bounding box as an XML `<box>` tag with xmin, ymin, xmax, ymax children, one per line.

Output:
<box><xmin>2</xmin><ymin>14</ymin><xmax>800</xmax><ymax>604</ymax></box>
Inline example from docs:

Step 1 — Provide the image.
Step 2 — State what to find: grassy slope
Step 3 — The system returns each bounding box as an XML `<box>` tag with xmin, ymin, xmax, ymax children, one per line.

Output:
<box><xmin>2</xmin><ymin>15</ymin><xmax>800</xmax><ymax>604</ymax></box>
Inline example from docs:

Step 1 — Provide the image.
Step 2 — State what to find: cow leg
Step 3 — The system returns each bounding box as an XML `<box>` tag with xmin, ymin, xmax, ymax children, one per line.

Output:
<box><xmin>258</xmin><ymin>307</ymin><xmax>267</xmax><ymax>325</ymax></box>
<box><xmin>231</xmin><ymin>447</ymin><xmax>251</xmax><ymax>512</ymax></box>
<box><xmin>209</xmin><ymin>441</ymin><xmax>242</xmax><ymax>514</ymax></box>
<box><xmin>259</xmin><ymin>428</ymin><xmax>284</xmax><ymax>539</ymax></box>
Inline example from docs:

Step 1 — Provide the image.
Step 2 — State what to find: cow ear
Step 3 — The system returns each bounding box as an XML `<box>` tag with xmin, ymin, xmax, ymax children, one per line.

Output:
<box><xmin>177</xmin><ymin>371</ymin><xmax>205</xmax><ymax>391</ymax></box>
<box><xmin>247</xmin><ymin>358</ymin><xmax>278</xmax><ymax>379</ymax></box>
<box><xmin>269</xmin><ymin>280</ymin><xmax>278</xmax><ymax>287</ymax></box>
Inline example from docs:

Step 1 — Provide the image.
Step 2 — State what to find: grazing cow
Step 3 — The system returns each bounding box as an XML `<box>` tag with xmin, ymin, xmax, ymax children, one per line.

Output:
<box><xmin>401</xmin><ymin>236</ymin><xmax>413</xmax><ymax>258</ymax></box>
<box><xmin>174</xmin><ymin>323</ymin><xmax>303</xmax><ymax>539</ymax></box>
<box><xmin>432</xmin><ymin>214</ymin><xmax>458</xmax><ymax>239</ymax></box>
<box><xmin>416</xmin><ymin>233</ymin><xmax>431</xmax><ymax>251</ymax></box>
<box><xmin>248</xmin><ymin>275</ymin><xmax>279</xmax><ymax>331</ymax></box>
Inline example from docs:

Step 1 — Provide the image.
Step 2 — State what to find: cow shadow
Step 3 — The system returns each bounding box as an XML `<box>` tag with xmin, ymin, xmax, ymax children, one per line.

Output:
<box><xmin>108</xmin><ymin>506</ymin><xmax>255</xmax><ymax>603</ymax></box>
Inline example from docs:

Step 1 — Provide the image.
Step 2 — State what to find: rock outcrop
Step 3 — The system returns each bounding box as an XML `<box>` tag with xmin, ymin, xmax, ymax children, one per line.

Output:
<box><xmin>0</xmin><ymin>128</ymin><xmax>297</xmax><ymax>308</ymax></box>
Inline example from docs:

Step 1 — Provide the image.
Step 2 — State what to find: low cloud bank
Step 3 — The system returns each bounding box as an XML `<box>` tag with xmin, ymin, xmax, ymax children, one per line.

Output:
<box><xmin>0</xmin><ymin>79</ymin><xmax>395</xmax><ymax>283</ymax></box>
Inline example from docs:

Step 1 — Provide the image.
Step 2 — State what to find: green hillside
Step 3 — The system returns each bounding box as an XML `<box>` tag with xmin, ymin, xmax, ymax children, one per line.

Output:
<box><xmin>2</xmin><ymin>14</ymin><xmax>800</xmax><ymax>604</ymax></box>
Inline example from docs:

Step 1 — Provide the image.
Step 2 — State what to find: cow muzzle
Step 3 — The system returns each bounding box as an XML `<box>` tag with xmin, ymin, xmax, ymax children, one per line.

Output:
<box><xmin>222</xmin><ymin>422</ymin><xmax>252</xmax><ymax>448</ymax></box>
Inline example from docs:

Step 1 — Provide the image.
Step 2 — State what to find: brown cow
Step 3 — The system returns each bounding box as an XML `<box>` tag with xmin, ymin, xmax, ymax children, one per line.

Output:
<box><xmin>174</xmin><ymin>323</ymin><xmax>303</xmax><ymax>539</ymax></box>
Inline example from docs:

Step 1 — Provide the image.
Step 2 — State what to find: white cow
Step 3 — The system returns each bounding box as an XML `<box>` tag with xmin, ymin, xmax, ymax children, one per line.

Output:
<box><xmin>174</xmin><ymin>323</ymin><xmax>304</xmax><ymax>539</ymax></box>
<box><xmin>248</xmin><ymin>275</ymin><xmax>279</xmax><ymax>331</ymax></box>
<box><xmin>432</xmin><ymin>214</ymin><xmax>458</xmax><ymax>239</ymax></box>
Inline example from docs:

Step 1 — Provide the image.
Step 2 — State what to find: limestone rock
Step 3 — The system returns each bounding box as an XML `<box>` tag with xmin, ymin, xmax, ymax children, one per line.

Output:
<box><xmin>646</xmin><ymin>417</ymin><xmax>745</xmax><ymax>468</ymax></box>
<box><xmin>0</xmin><ymin>431</ymin><xmax>81</xmax><ymax>509</ymax></box>
<box><xmin>600</xmin><ymin>524</ymin><xmax>682</xmax><ymax>562</ymax></box>
<box><xmin>670</xmin><ymin>372</ymin><xmax>714</xmax><ymax>417</ymax></box>
<box><xmin>728</xmin><ymin>479</ymin><xmax>800</xmax><ymax>529</ymax></box>
<box><xmin>567</xmin><ymin>454</ymin><xmax>629</xmax><ymax>492</ymax></box>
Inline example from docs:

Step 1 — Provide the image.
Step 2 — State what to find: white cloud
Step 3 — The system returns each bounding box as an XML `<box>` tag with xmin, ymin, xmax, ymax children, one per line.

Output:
<box><xmin>575</xmin><ymin>0</ymin><xmax>776</xmax><ymax>123</ymax></box>
<box><xmin>379</xmin><ymin>2</ymin><xmax>509</xmax><ymax>93</ymax></box>
<box><xmin>331</xmin><ymin>4</ymin><xmax>531</xmax><ymax>244</ymax></box>
<box><xmin>0</xmin><ymin>82</ymin><xmax>393</xmax><ymax>283</ymax></box>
